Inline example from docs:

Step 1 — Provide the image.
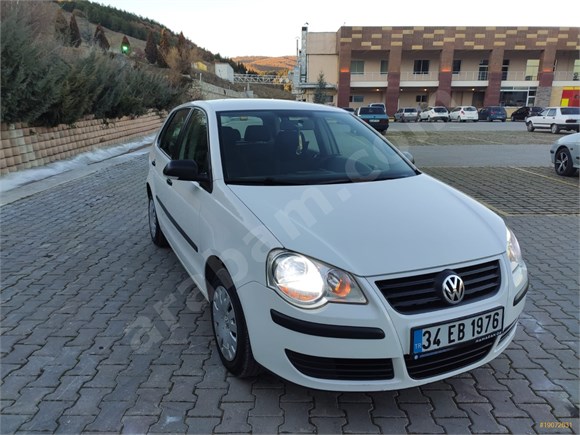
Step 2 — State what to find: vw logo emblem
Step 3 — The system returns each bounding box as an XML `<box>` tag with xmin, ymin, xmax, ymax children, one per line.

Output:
<box><xmin>441</xmin><ymin>273</ymin><xmax>465</xmax><ymax>305</ymax></box>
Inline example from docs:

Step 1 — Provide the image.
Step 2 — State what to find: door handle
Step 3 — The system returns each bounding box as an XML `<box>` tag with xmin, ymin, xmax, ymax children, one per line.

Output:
<box><xmin>166</xmin><ymin>179</ymin><xmax>173</xmax><ymax>186</ymax></box>
<box><xmin>151</xmin><ymin>160</ymin><xmax>156</xmax><ymax>166</ymax></box>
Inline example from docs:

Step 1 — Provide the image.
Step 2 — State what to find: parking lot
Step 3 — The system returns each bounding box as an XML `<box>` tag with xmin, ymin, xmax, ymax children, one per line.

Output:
<box><xmin>0</xmin><ymin>128</ymin><xmax>578</xmax><ymax>434</ymax></box>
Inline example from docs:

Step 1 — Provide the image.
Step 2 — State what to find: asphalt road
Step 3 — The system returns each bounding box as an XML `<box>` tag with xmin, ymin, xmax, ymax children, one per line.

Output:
<box><xmin>0</xmin><ymin>133</ymin><xmax>578</xmax><ymax>434</ymax></box>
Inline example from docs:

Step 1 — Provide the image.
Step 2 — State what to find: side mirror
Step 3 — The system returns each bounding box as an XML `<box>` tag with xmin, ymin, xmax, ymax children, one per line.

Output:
<box><xmin>402</xmin><ymin>151</ymin><xmax>415</xmax><ymax>164</ymax></box>
<box><xmin>163</xmin><ymin>160</ymin><xmax>209</xmax><ymax>182</ymax></box>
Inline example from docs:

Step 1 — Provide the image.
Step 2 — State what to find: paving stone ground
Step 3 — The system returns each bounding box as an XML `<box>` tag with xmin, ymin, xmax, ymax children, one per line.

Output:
<box><xmin>1</xmin><ymin>154</ymin><xmax>578</xmax><ymax>434</ymax></box>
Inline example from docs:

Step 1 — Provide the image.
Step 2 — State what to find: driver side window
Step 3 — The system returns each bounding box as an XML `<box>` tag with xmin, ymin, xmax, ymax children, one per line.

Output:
<box><xmin>179</xmin><ymin>109</ymin><xmax>210</xmax><ymax>176</ymax></box>
<box><xmin>158</xmin><ymin>109</ymin><xmax>191</xmax><ymax>159</ymax></box>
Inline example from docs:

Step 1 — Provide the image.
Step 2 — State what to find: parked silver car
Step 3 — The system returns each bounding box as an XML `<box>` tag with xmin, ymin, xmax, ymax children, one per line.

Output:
<box><xmin>550</xmin><ymin>132</ymin><xmax>579</xmax><ymax>176</ymax></box>
<box><xmin>394</xmin><ymin>107</ymin><xmax>419</xmax><ymax>122</ymax></box>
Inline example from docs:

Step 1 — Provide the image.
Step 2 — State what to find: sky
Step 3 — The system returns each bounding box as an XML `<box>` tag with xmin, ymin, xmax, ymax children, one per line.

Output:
<box><xmin>98</xmin><ymin>0</ymin><xmax>580</xmax><ymax>58</ymax></box>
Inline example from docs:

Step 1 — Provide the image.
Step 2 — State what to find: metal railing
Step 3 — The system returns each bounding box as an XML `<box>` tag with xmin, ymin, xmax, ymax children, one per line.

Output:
<box><xmin>233</xmin><ymin>74</ymin><xmax>290</xmax><ymax>84</ymax></box>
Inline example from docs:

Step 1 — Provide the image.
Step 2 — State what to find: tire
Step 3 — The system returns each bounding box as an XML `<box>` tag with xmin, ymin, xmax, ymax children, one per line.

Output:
<box><xmin>511</xmin><ymin>115</ymin><xmax>516</xmax><ymax>122</ymax></box>
<box><xmin>526</xmin><ymin>122</ymin><xmax>535</xmax><ymax>132</ymax></box>
<box><xmin>148</xmin><ymin>195</ymin><xmax>168</xmax><ymax>247</ymax></box>
<box><xmin>210</xmin><ymin>267</ymin><xmax>260</xmax><ymax>377</ymax></box>
<box><xmin>551</xmin><ymin>124</ymin><xmax>560</xmax><ymax>134</ymax></box>
<box><xmin>487</xmin><ymin>116</ymin><xmax>491</xmax><ymax>122</ymax></box>
<box><xmin>554</xmin><ymin>147</ymin><xmax>576</xmax><ymax>176</ymax></box>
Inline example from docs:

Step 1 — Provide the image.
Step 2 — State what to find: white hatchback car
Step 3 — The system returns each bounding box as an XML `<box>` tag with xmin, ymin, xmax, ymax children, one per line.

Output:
<box><xmin>418</xmin><ymin>106</ymin><xmax>450</xmax><ymax>122</ymax></box>
<box><xmin>147</xmin><ymin>99</ymin><xmax>528</xmax><ymax>391</ymax></box>
<box><xmin>449</xmin><ymin>106</ymin><xmax>479</xmax><ymax>122</ymax></box>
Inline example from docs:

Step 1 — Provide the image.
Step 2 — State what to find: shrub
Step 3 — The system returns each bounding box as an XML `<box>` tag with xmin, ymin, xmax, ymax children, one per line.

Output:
<box><xmin>0</xmin><ymin>4</ymin><xmax>67</xmax><ymax>124</ymax></box>
<box><xmin>1</xmin><ymin>2</ymin><xmax>189</xmax><ymax>127</ymax></box>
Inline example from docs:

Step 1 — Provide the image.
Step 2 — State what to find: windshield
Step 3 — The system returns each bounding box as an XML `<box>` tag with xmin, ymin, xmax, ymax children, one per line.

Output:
<box><xmin>218</xmin><ymin>109</ymin><xmax>418</xmax><ymax>185</ymax></box>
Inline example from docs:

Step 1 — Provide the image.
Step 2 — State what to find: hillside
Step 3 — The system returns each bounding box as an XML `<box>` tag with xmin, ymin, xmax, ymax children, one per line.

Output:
<box><xmin>32</xmin><ymin>1</ymin><xmax>295</xmax><ymax>100</ymax></box>
<box><xmin>232</xmin><ymin>56</ymin><xmax>296</xmax><ymax>73</ymax></box>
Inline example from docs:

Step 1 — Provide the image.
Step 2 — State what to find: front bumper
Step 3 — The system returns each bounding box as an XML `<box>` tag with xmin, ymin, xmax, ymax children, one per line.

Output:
<box><xmin>237</xmin><ymin>255</ymin><xmax>527</xmax><ymax>391</ymax></box>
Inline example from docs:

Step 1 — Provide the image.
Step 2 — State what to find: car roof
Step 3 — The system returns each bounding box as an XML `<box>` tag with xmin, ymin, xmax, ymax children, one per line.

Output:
<box><xmin>174</xmin><ymin>98</ymin><xmax>342</xmax><ymax>113</ymax></box>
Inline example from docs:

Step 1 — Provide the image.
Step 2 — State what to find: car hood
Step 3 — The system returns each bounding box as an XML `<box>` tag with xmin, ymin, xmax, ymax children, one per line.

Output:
<box><xmin>228</xmin><ymin>174</ymin><xmax>506</xmax><ymax>277</ymax></box>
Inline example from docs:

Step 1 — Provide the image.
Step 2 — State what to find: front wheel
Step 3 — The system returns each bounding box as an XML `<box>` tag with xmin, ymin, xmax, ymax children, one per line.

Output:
<box><xmin>148</xmin><ymin>195</ymin><xmax>168</xmax><ymax>247</ymax></box>
<box><xmin>210</xmin><ymin>267</ymin><xmax>260</xmax><ymax>378</ymax></box>
<box><xmin>551</xmin><ymin>124</ymin><xmax>560</xmax><ymax>134</ymax></box>
<box><xmin>555</xmin><ymin>147</ymin><xmax>576</xmax><ymax>176</ymax></box>
<box><xmin>526</xmin><ymin>122</ymin><xmax>535</xmax><ymax>132</ymax></box>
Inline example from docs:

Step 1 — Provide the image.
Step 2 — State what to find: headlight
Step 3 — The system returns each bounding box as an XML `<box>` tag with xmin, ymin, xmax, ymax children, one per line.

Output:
<box><xmin>267</xmin><ymin>250</ymin><xmax>367</xmax><ymax>308</ymax></box>
<box><xmin>507</xmin><ymin>227</ymin><xmax>524</xmax><ymax>273</ymax></box>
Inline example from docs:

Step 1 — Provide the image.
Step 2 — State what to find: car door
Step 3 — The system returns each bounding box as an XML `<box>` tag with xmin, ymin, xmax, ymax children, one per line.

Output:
<box><xmin>150</xmin><ymin>107</ymin><xmax>191</xmax><ymax>244</ymax></box>
<box><xmin>539</xmin><ymin>108</ymin><xmax>556</xmax><ymax>129</ymax></box>
<box><xmin>150</xmin><ymin>107</ymin><xmax>211</xmax><ymax>280</ymax></box>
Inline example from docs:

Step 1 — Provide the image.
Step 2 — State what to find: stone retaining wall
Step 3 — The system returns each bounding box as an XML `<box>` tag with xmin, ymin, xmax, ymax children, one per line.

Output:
<box><xmin>0</xmin><ymin>111</ymin><xmax>166</xmax><ymax>176</ymax></box>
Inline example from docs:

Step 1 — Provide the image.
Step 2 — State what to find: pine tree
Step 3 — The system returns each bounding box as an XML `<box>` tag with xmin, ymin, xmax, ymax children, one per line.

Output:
<box><xmin>313</xmin><ymin>72</ymin><xmax>327</xmax><ymax>104</ymax></box>
<box><xmin>177</xmin><ymin>31</ymin><xmax>187</xmax><ymax>56</ymax></box>
<box><xmin>69</xmin><ymin>13</ymin><xmax>81</xmax><ymax>47</ymax></box>
<box><xmin>157</xmin><ymin>28</ymin><xmax>170</xmax><ymax>68</ymax></box>
<box><xmin>54</xmin><ymin>9</ymin><xmax>69</xmax><ymax>44</ymax></box>
<box><xmin>145</xmin><ymin>30</ymin><xmax>158</xmax><ymax>65</ymax></box>
<box><xmin>93</xmin><ymin>24</ymin><xmax>110</xmax><ymax>51</ymax></box>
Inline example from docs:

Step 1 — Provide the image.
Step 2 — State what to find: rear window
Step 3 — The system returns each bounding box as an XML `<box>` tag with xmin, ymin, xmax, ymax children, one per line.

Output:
<box><xmin>561</xmin><ymin>108</ymin><xmax>580</xmax><ymax>115</ymax></box>
<box><xmin>464</xmin><ymin>107</ymin><xmax>476</xmax><ymax>112</ymax></box>
<box><xmin>433</xmin><ymin>107</ymin><xmax>447</xmax><ymax>113</ymax></box>
<box><xmin>359</xmin><ymin>107</ymin><xmax>385</xmax><ymax>114</ymax></box>
<box><xmin>403</xmin><ymin>108</ymin><xmax>417</xmax><ymax>113</ymax></box>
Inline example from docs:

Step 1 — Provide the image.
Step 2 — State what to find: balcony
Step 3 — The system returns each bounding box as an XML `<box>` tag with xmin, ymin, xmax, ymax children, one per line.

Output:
<box><xmin>348</xmin><ymin>70</ymin><xmax>579</xmax><ymax>88</ymax></box>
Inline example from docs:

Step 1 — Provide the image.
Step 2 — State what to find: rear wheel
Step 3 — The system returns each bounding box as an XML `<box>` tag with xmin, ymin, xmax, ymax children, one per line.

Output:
<box><xmin>210</xmin><ymin>267</ymin><xmax>260</xmax><ymax>377</ymax></box>
<box><xmin>551</xmin><ymin>124</ymin><xmax>560</xmax><ymax>134</ymax></box>
<box><xmin>148</xmin><ymin>196</ymin><xmax>168</xmax><ymax>247</ymax></box>
<box><xmin>555</xmin><ymin>147</ymin><xmax>576</xmax><ymax>176</ymax></box>
<box><xmin>526</xmin><ymin>122</ymin><xmax>535</xmax><ymax>132</ymax></box>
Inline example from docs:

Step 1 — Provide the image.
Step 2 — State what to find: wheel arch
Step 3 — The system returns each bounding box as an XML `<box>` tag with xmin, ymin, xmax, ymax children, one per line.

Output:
<box><xmin>205</xmin><ymin>255</ymin><xmax>229</xmax><ymax>300</ymax></box>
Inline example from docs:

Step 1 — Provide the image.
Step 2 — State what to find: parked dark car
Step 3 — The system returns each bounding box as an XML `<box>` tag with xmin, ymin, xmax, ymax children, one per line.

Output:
<box><xmin>510</xmin><ymin>106</ymin><xmax>544</xmax><ymax>122</ymax></box>
<box><xmin>478</xmin><ymin>106</ymin><xmax>507</xmax><ymax>122</ymax></box>
<box><xmin>354</xmin><ymin>106</ymin><xmax>389</xmax><ymax>132</ymax></box>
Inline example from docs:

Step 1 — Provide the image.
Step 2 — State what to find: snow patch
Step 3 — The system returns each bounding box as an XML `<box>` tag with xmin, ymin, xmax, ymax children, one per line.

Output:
<box><xmin>0</xmin><ymin>134</ymin><xmax>155</xmax><ymax>193</ymax></box>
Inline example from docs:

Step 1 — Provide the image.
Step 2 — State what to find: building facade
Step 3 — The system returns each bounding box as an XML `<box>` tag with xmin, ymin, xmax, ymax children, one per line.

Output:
<box><xmin>294</xmin><ymin>26</ymin><xmax>580</xmax><ymax>116</ymax></box>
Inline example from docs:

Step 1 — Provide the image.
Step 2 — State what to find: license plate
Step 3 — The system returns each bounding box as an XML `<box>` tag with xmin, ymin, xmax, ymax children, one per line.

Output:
<box><xmin>411</xmin><ymin>308</ymin><xmax>504</xmax><ymax>355</ymax></box>
<box><xmin>369</xmin><ymin>119</ymin><xmax>380</xmax><ymax>123</ymax></box>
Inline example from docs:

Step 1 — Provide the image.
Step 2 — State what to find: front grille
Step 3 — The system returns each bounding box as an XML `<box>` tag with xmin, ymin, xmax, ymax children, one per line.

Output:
<box><xmin>405</xmin><ymin>338</ymin><xmax>495</xmax><ymax>379</ymax></box>
<box><xmin>285</xmin><ymin>350</ymin><xmax>394</xmax><ymax>381</ymax></box>
<box><xmin>376</xmin><ymin>260</ymin><xmax>501</xmax><ymax>314</ymax></box>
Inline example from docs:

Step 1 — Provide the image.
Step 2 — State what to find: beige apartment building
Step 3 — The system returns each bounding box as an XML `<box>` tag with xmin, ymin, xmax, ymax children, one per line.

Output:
<box><xmin>293</xmin><ymin>25</ymin><xmax>580</xmax><ymax>116</ymax></box>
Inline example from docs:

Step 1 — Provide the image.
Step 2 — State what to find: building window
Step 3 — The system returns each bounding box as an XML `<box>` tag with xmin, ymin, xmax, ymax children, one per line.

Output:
<box><xmin>350</xmin><ymin>60</ymin><xmax>365</xmax><ymax>75</ymax></box>
<box><xmin>380</xmin><ymin>60</ymin><xmax>388</xmax><ymax>75</ymax></box>
<box><xmin>413</xmin><ymin>60</ymin><xmax>430</xmax><ymax>74</ymax></box>
<box><xmin>452</xmin><ymin>60</ymin><xmax>461</xmax><ymax>75</ymax></box>
<box><xmin>478</xmin><ymin>59</ymin><xmax>489</xmax><ymax>80</ymax></box>
<box><xmin>349</xmin><ymin>95</ymin><xmax>364</xmax><ymax>103</ymax></box>
<box><xmin>525</xmin><ymin>59</ymin><xmax>539</xmax><ymax>80</ymax></box>
<box><xmin>416</xmin><ymin>95</ymin><xmax>427</xmax><ymax>103</ymax></box>
<box><xmin>502</xmin><ymin>59</ymin><xmax>510</xmax><ymax>80</ymax></box>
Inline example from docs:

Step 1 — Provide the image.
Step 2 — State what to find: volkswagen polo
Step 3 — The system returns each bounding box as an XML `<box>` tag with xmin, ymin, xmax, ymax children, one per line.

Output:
<box><xmin>146</xmin><ymin>99</ymin><xmax>529</xmax><ymax>391</ymax></box>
